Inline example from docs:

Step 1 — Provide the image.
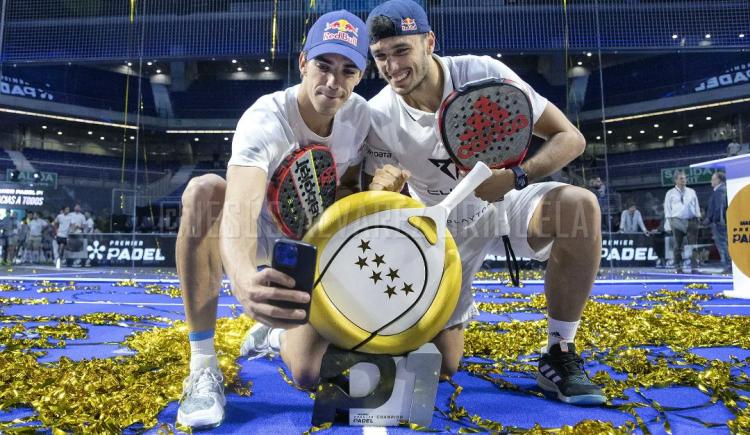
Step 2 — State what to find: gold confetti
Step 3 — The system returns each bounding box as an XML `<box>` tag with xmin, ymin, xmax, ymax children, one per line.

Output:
<box><xmin>144</xmin><ymin>284</ymin><xmax>183</xmax><ymax>298</ymax></box>
<box><xmin>1</xmin><ymin>284</ymin><xmax>749</xmax><ymax>433</ymax></box>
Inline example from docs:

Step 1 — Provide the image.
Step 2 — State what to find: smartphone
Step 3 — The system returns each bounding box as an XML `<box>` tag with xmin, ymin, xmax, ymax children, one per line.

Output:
<box><xmin>271</xmin><ymin>238</ymin><xmax>317</xmax><ymax>324</ymax></box>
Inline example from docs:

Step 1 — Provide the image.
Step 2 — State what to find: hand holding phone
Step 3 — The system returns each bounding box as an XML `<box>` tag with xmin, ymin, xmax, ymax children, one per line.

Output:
<box><xmin>269</xmin><ymin>239</ymin><xmax>317</xmax><ymax>325</ymax></box>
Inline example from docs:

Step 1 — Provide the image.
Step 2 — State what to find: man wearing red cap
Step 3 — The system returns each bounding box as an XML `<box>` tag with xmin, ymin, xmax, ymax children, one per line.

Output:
<box><xmin>364</xmin><ymin>0</ymin><xmax>606</xmax><ymax>406</ymax></box>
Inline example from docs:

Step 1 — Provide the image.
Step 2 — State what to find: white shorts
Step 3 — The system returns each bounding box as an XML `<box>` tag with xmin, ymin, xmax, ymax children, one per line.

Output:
<box><xmin>445</xmin><ymin>181</ymin><xmax>568</xmax><ymax>328</ymax></box>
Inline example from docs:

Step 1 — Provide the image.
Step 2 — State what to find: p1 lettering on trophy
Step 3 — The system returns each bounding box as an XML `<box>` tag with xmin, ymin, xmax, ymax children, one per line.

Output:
<box><xmin>312</xmin><ymin>343</ymin><xmax>441</xmax><ymax>427</ymax></box>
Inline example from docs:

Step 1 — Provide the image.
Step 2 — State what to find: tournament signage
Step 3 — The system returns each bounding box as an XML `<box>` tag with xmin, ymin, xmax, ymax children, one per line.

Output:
<box><xmin>661</xmin><ymin>166</ymin><xmax>719</xmax><ymax>187</ymax></box>
<box><xmin>0</xmin><ymin>183</ymin><xmax>46</xmax><ymax>209</ymax></box>
<box><xmin>694</xmin><ymin>62</ymin><xmax>750</xmax><ymax>93</ymax></box>
<box><xmin>0</xmin><ymin>74</ymin><xmax>54</xmax><ymax>100</ymax></box>
<box><xmin>85</xmin><ymin>233</ymin><xmax>176</xmax><ymax>267</ymax></box>
<box><xmin>601</xmin><ymin>233</ymin><xmax>658</xmax><ymax>266</ymax></box>
<box><xmin>5</xmin><ymin>169</ymin><xmax>58</xmax><ymax>188</ymax></box>
<box><xmin>727</xmin><ymin>184</ymin><xmax>750</xmax><ymax>277</ymax></box>
<box><xmin>484</xmin><ymin>233</ymin><xmax>658</xmax><ymax>267</ymax></box>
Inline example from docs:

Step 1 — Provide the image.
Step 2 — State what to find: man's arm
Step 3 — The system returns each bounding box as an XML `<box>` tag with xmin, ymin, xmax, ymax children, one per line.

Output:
<box><xmin>522</xmin><ymin>103</ymin><xmax>586</xmax><ymax>181</ymax></box>
<box><xmin>663</xmin><ymin>191</ymin><xmax>672</xmax><ymax>218</ymax></box>
<box><xmin>619</xmin><ymin>211</ymin><xmax>627</xmax><ymax>232</ymax></box>
<box><xmin>219</xmin><ymin>165</ymin><xmax>310</xmax><ymax>328</ymax></box>
<box><xmin>474</xmin><ymin>103</ymin><xmax>585</xmax><ymax>202</ymax></box>
<box><xmin>636</xmin><ymin>211</ymin><xmax>648</xmax><ymax>233</ymax></box>
<box><xmin>690</xmin><ymin>190</ymin><xmax>702</xmax><ymax>219</ymax></box>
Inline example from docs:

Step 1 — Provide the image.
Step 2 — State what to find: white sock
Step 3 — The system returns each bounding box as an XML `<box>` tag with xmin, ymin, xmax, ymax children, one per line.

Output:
<box><xmin>189</xmin><ymin>333</ymin><xmax>217</xmax><ymax>372</ymax></box>
<box><xmin>547</xmin><ymin>317</ymin><xmax>580</xmax><ymax>352</ymax></box>
<box><xmin>268</xmin><ymin>328</ymin><xmax>284</xmax><ymax>352</ymax></box>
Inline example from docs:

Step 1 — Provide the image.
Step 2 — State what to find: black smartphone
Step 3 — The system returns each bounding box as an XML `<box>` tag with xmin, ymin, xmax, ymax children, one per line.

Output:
<box><xmin>271</xmin><ymin>238</ymin><xmax>317</xmax><ymax>324</ymax></box>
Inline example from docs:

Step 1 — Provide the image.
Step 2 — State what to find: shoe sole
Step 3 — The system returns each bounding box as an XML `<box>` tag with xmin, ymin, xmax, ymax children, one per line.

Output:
<box><xmin>177</xmin><ymin>395</ymin><xmax>226</xmax><ymax>429</ymax></box>
<box><xmin>177</xmin><ymin>409</ymin><xmax>224</xmax><ymax>429</ymax></box>
<box><xmin>535</xmin><ymin>373</ymin><xmax>606</xmax><ymax>406</ymax></box>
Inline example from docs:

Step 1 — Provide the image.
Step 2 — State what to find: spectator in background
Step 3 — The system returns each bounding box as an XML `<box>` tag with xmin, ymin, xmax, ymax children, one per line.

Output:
<box><xmin>44</xmin><ymin>217</ymin><xmax>56</xmax><ymax>264</ymax></box>
<box><xmin>727</xmin><ymin>141</ymin><xmax>741</xmax><ymax>157</ymax></box>
<box><xmin>139</xmin><ymin>216</ymin><xmax>154</xmax><ymax>233</ymax></box>
<box><xmin>83</xmin><ymin>211</ymin><xmax>95</xmax><ymax>267</ymax></box>
<box><xmin>70</xmin><ymin>205</ymin><xmax>86</xmax><ymax>234</ymax></box>
<box><xmin>53</xmin><ymin>206</ymin><xmax>72</xmax><ymax>268</ymax></box>
<box><xmin>16</xmin><ymin>215</ymin><xmax>29</xmax><ymax>264</ymax></box>
<box><xmin>589</xmin><ymin>176</ymin><xmax>606</xmax><ymax>201</ymax></box>
<box><xmin>705</xmin><ymin>172</ymin><xmax>731</xmax><ymax>273</ymax></box>
<box><xmin>590</xmin><ymin>176</ymin><xmax>613</xmax><ymax>230</ymax></box>
<box><xmin>84</xmin><ymin>211</ymin><xmax>95</xmax><ymax>234</ymax></box>
<box><xmin>0</xmin><ymin>212</ymin><xmax>19</xmax><ymax>265</ymax></box>
<box><xmin>68</xmin><ymin>204</ymin><xmax>87</xmax><ymax>267</ymax></box>
<box><xmin>27</xmin><ymin>211</ymin><xmax>48</xmax><ymax>264</ymax></box>
<box><xmin>619</xmin><ymin>200</ymin><xmax>649</xmax><ymax>235</ymax></box>
<box><xmin>664</xmin><ymin>171</ymin><xmax>701</xmax><ymax>273</ymax></box>
<box><xmin>643</xmin><ymin>191</ymin><xmax>662</xmax><ymax>217</ymax></box>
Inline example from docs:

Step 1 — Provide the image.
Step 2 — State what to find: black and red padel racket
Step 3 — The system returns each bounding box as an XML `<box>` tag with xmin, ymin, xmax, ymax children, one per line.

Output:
<box><xmin>267</xmin><ymin>144</ymin><xmax>337</xmax><ymax>239</ymax></box>
<box><xmin>438</xmin><ymin>78</ymin><xmax>534</xmax><ymax>171</ymax></box>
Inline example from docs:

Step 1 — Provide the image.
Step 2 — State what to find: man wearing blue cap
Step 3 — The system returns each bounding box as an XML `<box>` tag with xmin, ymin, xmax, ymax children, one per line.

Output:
<box><xmin>176</xmin><ymin>10</ymin><xmax>370</xmax><ymax>428</ymax></box>
<box><xmin>364</xmin><ymin>0</ymin><xmax>606</xmax><ymax>406</ymax></box>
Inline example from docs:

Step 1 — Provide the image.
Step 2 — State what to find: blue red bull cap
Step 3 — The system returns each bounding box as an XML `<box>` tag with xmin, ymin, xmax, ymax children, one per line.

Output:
<box><xmin>366</xmin><ymin>0</ymin><xmax>431</xmax><ymax>40</ymax></box>
<box><xmin>304</xmin><ymin>10</ymin><xmax>368</xmax><ymax>71</ymax></box>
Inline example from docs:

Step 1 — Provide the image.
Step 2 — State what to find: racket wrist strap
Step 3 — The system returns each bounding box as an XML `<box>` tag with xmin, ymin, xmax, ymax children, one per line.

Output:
<box><xmin>502</xmin><ymin>235</ymin><xmax>520</xmax><ymax>287</ymax></box>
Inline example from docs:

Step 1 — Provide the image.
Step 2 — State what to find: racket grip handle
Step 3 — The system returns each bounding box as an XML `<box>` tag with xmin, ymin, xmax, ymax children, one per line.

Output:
<box><xmin>441</xmin><ymin>162</ymin><xmax>492</xmax><ymax>212</ymax></box>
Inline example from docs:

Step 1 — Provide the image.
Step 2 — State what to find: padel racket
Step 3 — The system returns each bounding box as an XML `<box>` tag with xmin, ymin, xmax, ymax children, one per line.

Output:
<box><xmin>438</xmin><ymin>78</ymin><xmax>533</xmax><ymax>171</ymax></box>
<box><xmin>438</xmin><ymin>78</ymin><xmax>533</xmax><ymax>286</ymax></box>
<box><xmin>267</xmin><ymin>144</ymin><xmax>337</xmax><ymax>239</ymax></box>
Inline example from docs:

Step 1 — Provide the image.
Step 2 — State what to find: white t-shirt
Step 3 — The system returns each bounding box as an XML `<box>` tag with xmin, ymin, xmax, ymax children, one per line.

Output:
<box><xmin>364</xmin><ymin>54</ymin><xmax>548</xmax><ymax>238</ymax></box>
<box><xmin>84</xmin><ymin>217</ymin><xmax>94</xmax><ymax>234</ymax></box>
<box><xmin>228</xmin><ymin>84</ymin><xmax>370</xmax><ymax>263</ymax></box>
<box><xmin>55</xmin><ymin>213</ymin><xmax>73</xmax><ymax>238</ymax></box>
<box><xmin>28</xmin><ymin>218</ymin><xmax>48</xmax><ymax>237</ymax></box>
<box><xmin>69</xmin><ymin>212</ymin><xmax>86</xmax><ymax>234</ymax></box>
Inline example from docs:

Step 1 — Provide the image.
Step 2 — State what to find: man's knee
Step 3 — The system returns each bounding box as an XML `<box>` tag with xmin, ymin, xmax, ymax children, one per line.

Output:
<box><xmin>181</xmin><ymin>174</ymin><xmax>227</xmax><ymax>209</ymax></box>
<box><xmin>555</xmin><ymin>186</ymin><xmax>601</xmax><ymax>237</ymax></box>
<box><xmin>290</xmin><ymin>365</ymin><xmax>320</xmax><ymax>390</ymax></box>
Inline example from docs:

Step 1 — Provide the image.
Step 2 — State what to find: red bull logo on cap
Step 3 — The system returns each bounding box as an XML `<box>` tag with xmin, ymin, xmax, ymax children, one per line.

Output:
<box><xmin>401</xmin><ymin>17</ymin><xmax>417</xmax><ymax>32</ymax></box>
<box><xmin>323</xmin><ymin>19</ymin><xmax>359</xmax><ymax>46</ymax></box>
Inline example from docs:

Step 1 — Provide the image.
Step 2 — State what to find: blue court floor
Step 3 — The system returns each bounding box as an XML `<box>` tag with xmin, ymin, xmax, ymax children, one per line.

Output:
<box><xmin>0</xmin><ymin>266</ymin><xmax>746</xmax><ymax>434</ymax></box>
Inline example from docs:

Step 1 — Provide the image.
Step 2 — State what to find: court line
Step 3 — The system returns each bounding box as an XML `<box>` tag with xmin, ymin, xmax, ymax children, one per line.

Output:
<box><xmin>17</xmin><ymin>271</ymin><xmax>106</xmax><ymax>278</ymax></box>
<box><xmin>0</xmin><ymin>276</ymin><xmax>734</xmax><ymax>285</ymax></box>
<box><xmin>474</xmin><ymin>278</ymin><xmax>733</xmax><ymax>285</ymax></box>
<box><xmin>71</xmin><ymin>301</ymin><xmax>236</xmax><ymax>308</ymax></box>
<box><xmin>0</xmin><ymin>276</ymin><xmax>185</xmax><ymax>283</ymax></box>
<box><xmin>363</xmin><ymin>427</ymin><xmax>388</xmax><ymax>435</ymax></box>
<box><xmin>56</xmin><ymin>301</ymin><xmax>750</xmax><ymax>309</ymax></box>
<box><xmin>701</xmin><ymin>304</ymin><xmax>750</xmax><ymax>308</ymax></box>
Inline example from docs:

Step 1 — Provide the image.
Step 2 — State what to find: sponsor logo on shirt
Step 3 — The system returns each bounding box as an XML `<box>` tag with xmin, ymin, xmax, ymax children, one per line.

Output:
<box><xmin>367</xmin><ymin>149</ymin><xmax>392</xmax><ymax>158</ymax></box>
<box><xmin>428</xmin><ymin>158</ymin><xmax>459</xmax><ymax>180</ymax></box>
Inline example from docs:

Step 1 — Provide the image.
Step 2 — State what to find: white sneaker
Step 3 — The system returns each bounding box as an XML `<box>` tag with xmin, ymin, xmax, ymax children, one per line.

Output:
<box><xmin>177</xmin><ymin>360</ymin><xmax>226</xmax><ymax>429</ymax></box>
<box><xmin>239</xmin><ymin>323</ymin><xmax>280</xmax><ymax>360</ymax></box>
<box><xmin>55</xmin><ymin>258</ymin><xmax>61</xmax><ymax>269</ymax></box>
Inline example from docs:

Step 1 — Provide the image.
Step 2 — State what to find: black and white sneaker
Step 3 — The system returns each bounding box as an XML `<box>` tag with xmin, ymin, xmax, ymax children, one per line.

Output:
<box><xmin>536</xmin><ymin>341</ymin><xmax>606</xmax><ymax>405</ymax></box>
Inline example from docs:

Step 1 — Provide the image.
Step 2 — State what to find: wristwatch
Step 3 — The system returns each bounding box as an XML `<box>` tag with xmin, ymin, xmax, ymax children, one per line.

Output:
<box><xmin>510</xmin><ymin>166</ymin><xmax>528</xmax><ymax>190</ymax></box>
